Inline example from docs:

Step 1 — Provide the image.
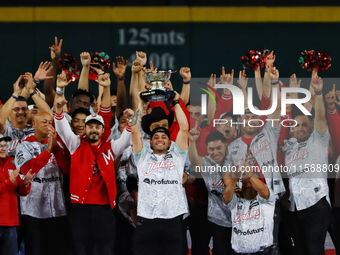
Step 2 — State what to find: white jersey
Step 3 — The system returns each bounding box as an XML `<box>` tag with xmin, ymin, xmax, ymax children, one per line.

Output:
<box><xmin>284</xmin><ymin>128</ymin><xmax>330</xmax><ymax>211</ymax></box>
<box><xmin>202</xmin><ymin>156</ymin><xmax>232</xmax><ymax>228</ymax></box>
<box><xmin>132</xmin><ymin>143</ymin><xmax>189</xmax><ymax>219</ymax></box>
<box><xmin>15</xmin><ymin>134</ymin><xmax>66</xmax><ymax>219</ymax></box>
<box><xmin>128</xmin><ymin>139</ymin><xmax>175</xmax><ymax>177</ymax></box>
<box><xmin>227</xmin><ymin>121</ymin><xmax>285</xmax><ymax>197</ymax></box>
<box><xmin>226</xmin><ymin>189</ymin><xmax>275</xmax><ymax>253</ymax></box>
<box><xmin>3</xmin><ymin>122</ymin><xmax>35</xmax><ymax>158</ymax></box>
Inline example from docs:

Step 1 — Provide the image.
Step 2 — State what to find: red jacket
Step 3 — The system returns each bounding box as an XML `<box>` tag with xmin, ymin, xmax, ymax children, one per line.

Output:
<box><xmin>0</xmin><ymin>156</ymin><xmax>30</xmax><ymax>226</ymax></box>
<box><xmin>54</xmin><ymin>108</ymin><xmax>132</xmax><ymax>209</ymax></box>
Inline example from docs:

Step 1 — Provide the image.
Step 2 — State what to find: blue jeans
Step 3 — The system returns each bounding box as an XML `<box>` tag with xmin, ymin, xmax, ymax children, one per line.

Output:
<box><xmin>0</xmin><ymin>226</ymin><xmax>18</xmax><ymax>255</ymax></box>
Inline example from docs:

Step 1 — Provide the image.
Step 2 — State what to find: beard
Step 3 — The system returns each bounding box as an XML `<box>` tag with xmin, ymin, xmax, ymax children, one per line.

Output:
<box><xmin>87</xmin><ymin>132</ymin><xmax>101</xmax><ymax>143</ymax></box>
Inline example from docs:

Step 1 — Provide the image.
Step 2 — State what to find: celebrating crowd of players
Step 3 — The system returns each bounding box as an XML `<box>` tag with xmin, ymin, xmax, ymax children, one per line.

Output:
<box><xmin>0</xmin><ymin>37</ymin><xmax>340</xmax><ymax>255</ymax></box>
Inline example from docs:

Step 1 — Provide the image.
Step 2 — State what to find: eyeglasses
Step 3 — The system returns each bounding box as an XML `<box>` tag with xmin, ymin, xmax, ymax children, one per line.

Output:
<box><xmin>12</xmin><ymin>107</ymin><xmax>28</xmax><ymax>112</ymax></box>
<box><xmin>74</xmin><ymin>99</ymin><xmax>91</xmax><ymax>108</ymax></box>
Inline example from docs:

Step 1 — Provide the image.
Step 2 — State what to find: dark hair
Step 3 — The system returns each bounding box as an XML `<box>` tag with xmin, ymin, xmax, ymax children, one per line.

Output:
<box><xmin>205</xmin><ymin>131</ymin><xmax>227</xmax><ymax>146</ymax></box>
<box><xmin>17</xmin><ymin>96</ymin><xmax>27</xmax><ymax>102</ymax></box>
<box><xmin>187</xmin><ymin>100</ymin><xmax>201</xmax><ymax>107</ymax></box>
<box><xmin>71</xmin><ymin>107</ymin><xmax>91</xmax><ymax>119</ymax></box>
<box><xmin>111</xmin><ymin>88</ymin><xmax>117</xmax><ymax>96</ymax></box>
<box><xmin>71</xmin><ymin>89</ymin><xmax>94</xmax><ymax>103</ymax></box>
<box><xmin>290</xmin><ymin>104</ymin><xmax>314</xmax><ymax>122</ymax></box>
<box><xmin>219</xmin><ymin>111</ymin><xmax>237</xmax><ymax>123</ymax></box>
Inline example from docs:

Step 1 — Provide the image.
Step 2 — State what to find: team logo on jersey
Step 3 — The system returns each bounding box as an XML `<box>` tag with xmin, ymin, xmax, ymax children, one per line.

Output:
<box><xmin>211</xmin><ymin>178</ymin><xmax>225</xmax><ymax>189</ymax></box>
<box><xmin>251</xmin><ymin>139</ymin><xmax>270</xmax><ymax>155</ymax></box>
<box><xmin>286</xmin><ymin>149</ymin><xmax>307</xmax><ymax>165</ymax></box>
<box><xmin>7</xmin><ymin>138</ymin><xmax>20</xmax><ymax>153</ymax></box>
<box><xmin>211</xmin><ymin>189</ymin><xmax>223</xmax><ymax>197</ymax></box>
<box><xmin>234</xmin><ymin>158</ymin><xmax>244</xmax><ymax>167</ymax></box>
<box><xmin>234</xmin><ymin>209</ymin><xmax>260</xmax><ymax>224</ymax></box>
<box><xmin>145</xmin><ymin>160</ymin><xmax>175</xmax><ymax>175</ymax></box>
<box><xmin>143</xmin><ymin>178</ymin><xmax>178</xmax><ymax>185</ymax></box>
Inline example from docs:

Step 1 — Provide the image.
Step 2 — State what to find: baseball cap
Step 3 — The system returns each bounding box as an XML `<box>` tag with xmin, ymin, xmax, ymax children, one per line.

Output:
<box><xmin>150</xmin><ymin>127</ymin><xmax>171</xmax><ymax>140</ymax></box>
<box><xmin>241</xmin><ymin>106</ymin><xmax>260</xmax><ymax>117</ymax></box>
<box><xmin>0</xmin><ymin>134</ymin><xmax>11</xmax><ymax>143</ymax></box>
<box><xmin>85</xmin><ymin>114</ymin><xmax>104</xmax><ymax>126</ymax></box>
<box><xmin>28</xmin><ymin>104</ymin><xmax>38</xmax><ymax>111</ymax></box>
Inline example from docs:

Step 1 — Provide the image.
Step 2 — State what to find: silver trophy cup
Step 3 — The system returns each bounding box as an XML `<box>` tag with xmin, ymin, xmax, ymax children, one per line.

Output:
<box><xmin>140</xmin><ymin>70</ymin><xmax>176</xmax><ymax>102</ymax></box>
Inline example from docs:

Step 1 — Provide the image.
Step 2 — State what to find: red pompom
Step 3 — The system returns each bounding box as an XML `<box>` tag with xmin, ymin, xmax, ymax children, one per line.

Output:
<box><xmin>58</xmin><ymin>54</ymin><xmax>80</xmax><ymax>82</ymax></box>
<box><xmin>89</xmin><ymin>52</ymin><xmax>111</xmax><ymax>80</ymax></box>
<box><xmin>242</xmin><ymin>48</ymin><xmax>270</xmax><ymax>70</ymax></box>
<box><xmin>299</xmin><ymin>50</ymin><xmax>331</xmax><ymax>71</ymax></box>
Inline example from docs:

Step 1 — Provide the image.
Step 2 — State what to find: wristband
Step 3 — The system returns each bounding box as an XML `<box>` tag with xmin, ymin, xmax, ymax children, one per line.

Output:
<box><xmin>271</xmin><ymin>81</ymin><xmax>279</xmax><ymax>85</ymax></box>
<box><xmin>172</xmin><ymin>99</ymin><xmax>180</xmax><ymax>107</ymax></box>
<box><xmin>265</xmin><ymin>69</ymin><xmax>268</xmax><ymax>72</ymax></box>
<box><xmin>56</xmin><ymin>92</ymin><xmax>64</xmax><ymax>96</ymax></box>
<box><xmin>12</xmin><ymin>95</ymin><xmax>18</xmax><ymax>100</ymax></box>
<box><xmin>315</xmin><ymin>90</ymin><xmax>323</xmax><ymax>96</ymax></box>
<box><xmin>183</xmin><ymin>81</ymin><xmax>190</xmax><ymax>84</ymax></box>
<box><xmin>56</xmin><ymin>87</ymin><xmax>64</xmax><ymax>94</ymax></box>
<box><xmin>33</xmin><ymin>78</ymin><xmax>40</xmax><ymax>85</ymax></box>
<box><xmin>118</xmin><ymin>77</ymin><xmax>125</xmax><ymax>81</ymax></box>
<box><xmin>30</xmin><ymin>91</ymin><xmax>37</xmax><ymax>97</ymax></box>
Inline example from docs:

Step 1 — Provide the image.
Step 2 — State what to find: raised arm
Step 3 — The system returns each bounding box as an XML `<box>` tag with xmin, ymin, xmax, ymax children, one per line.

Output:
<box><xmin>0</xmin><ymin>75</ymin><xmax>23</xmax><ymax>134</ymax></box>
<box><xmin>207</xmin><ymin>73</ymin><xmax>216</xmax><ymax>124</ymax></box>
<box><xmin>130</xmin><ymin>59</ymin><xmax>143</xmax><ymax>111</ymax></box>
<box><xmin>43</xmin><ymin>37</ymin><xmax>63</xmax><ymax>108</ymax></box>
<box><xmin>173</xmin><ymin>92</ymin><xmax>189</xmax><ymax>152</ymax></box>
<box><xmin>262</xmin><ymin>51</ymin><xmax>276</xmax><ymax>99</ymax></box>
<box><xmin>53</xmin><ymin>73</ymin><xmax>80</xmax><ymax>154</ymax></box>
<box><xmin>312</xmin><ymin>76</ymin><xmax>327</xmax><ymax>135</ymax></box>
<box><xmin>131</xmin><ymin>100</ymin><xmax>144</xmax><ymax>154</ymax></box>
<box><xmin>112</xmin><ymin>56</ymin><xmax>128</xmax><ymax>117</ymax></box>
<box><xmin>289</xmin><ymin>73</ymin><xmax>302</xmax><ymax>100</ymax></box>
<box><xmin>223</xmin><ymin>175</ymin><xmax>239</xmax><ymax>205</ymax></box>
<box><xmin>303</xmin><ymin>68</ymin><xmax>318</xmax><ymax>112</ymax></box>
<box><xmin>254</xmin><ymin>64</ymin><xmax>263</xmax><ymax>100</ymax></box>
<box><xmin>78</xmin><ymin>52</ymin><xmax>91</xmax><ymax>91</ymax></box>
<box><xmin>24</xmin><ymin>72</ymin><xmax>52</xmax><ymax>116</ymax></box>
<box><xmin>237</xmin><ymin>70</ymin><xmax>248</xmax><ymax>108</ymax></box>
<box><xmin>267</xmin><ymin>67</ymin><xmax>281</xmax><ymax>126</ymax></box>
<box><xmin>189</xmin><ymin>122</ymin><xmax>204</xmax><ymax>167</ymax></box>
<box><xmin>179</xmin><ymin>67</ymin><xmax>191</xmax><ymax>105</ymax></box>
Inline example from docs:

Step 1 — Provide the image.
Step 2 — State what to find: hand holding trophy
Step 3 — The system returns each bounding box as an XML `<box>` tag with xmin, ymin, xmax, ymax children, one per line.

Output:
<box><xmin>140</xmin><ymin>70</ymin><xmax>176</xmax><ymax>102</ymax></box>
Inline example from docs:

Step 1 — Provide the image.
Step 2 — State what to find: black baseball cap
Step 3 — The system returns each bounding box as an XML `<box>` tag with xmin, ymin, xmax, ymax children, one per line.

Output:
<box><xmin>150</xmin><ymin>127</ymin><xmax>171</xmax><ymax>140</ymax></box>
<box><xmin>0</xmin><ymin>134</ymin><xmax>11</xmax><ymax>143</ymax></box>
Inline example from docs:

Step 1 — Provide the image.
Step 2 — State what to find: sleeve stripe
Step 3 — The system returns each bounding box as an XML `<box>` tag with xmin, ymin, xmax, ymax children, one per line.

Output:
<box><xmin>53</xmin><ymin>111</ymin><xmax>65</xmax><ymax>120</ymax></box>
<box><xmin>125</xmin><ymin>125</ymin><xmax>132</xmax><ymax>132</ymax></box>
<box><xmin>99</xmin><ymin>106</ymin><xmax>111</xmax><ymax>113</ymax></box>
<box><xmin>262</xmin><ymin>92</ymin><xmax>271</xmax><ymax>101</ymax></box>
<box><xmin>327</xmin><ymin>108</ymin><xmax>336</xmax><ymax>115</ymax></box>
<box><xmin>222</xmin><ymin>93</ymin><xmax>232</xmax><ymax>100</ymax></box>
